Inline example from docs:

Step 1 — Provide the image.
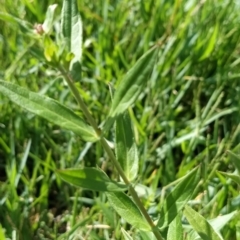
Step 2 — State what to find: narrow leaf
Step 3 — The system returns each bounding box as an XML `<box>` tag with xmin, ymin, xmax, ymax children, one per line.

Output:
<box><xmin>0</xmin><ymin>80</ymin><xmax>98</xmax><ymax>142</ymax></box>
<box><xmin>104</xmin><ymin>47</ymin><xmax>158</xmax><ymax>131</ymax></box>
<box><xmin>0</xmin><ymin>225</ymin><xmax>6</xmax><ymax>240</ymax></box>
<box><xmin>106</xmin><ymin>192</ymin><xmax>151</xmax><ymax>231</ymax></box>
<box><xmin>187</xmin><ymin>211</ymin><xmax>237</xmax><ymax>240</ymax></box>
<box><xmin>42</xmin><ymin>4</ymin><xmax>58</xmax><ymax>34</ymax></box>
<box><xmin>199</xmin><ymin>22</ymin><xmax>219</xmax><ymax>61</ymax></box>
<box><xmin>157</xmin><ymin>167</ymin><xmax>200</xmax><ymax>229</ymax></box>
<box><xmin>208</xmin><ymin>211</ymin><xmax>237</xmax><ymax>232</ymax></box>
<box><xmin>15</xmin><ymin>139</ymin><xmax>31</xmax><ymax>187</ymax></box>
<box><xmin>57</xmin><ymin>168</ymin><xmax>128</xmax><ymax>192</ymax></box>
<box><xmin>217</xmin><ymin>171</ymin><xmax>240</xmax><ymax>185</ymax></box>
<box><xmin>167</xmin><ymin>213</ymin><xmax>183</xmax><ymax>240</ymax></box>
<box><xmin>184</xmin><ymin>205</ymin><xmax>223</xmax><ymax>240</ymax></box>
<box><xmin>61</xmin><ymin>0</ymin><xmax>82</xmax><ymax>68</ymax></box>
<box><xmin>116</xmin><ymin>112</ymin><xmax>138</xmax><ymax>181</ymax></box>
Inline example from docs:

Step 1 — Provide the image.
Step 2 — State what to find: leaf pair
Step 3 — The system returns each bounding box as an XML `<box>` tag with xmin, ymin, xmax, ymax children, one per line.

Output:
<box><xmin>57</xmin><ymin>166</ymin><xmax>201</xmax><ymax>233</ymax></box>
<box><xmin>56</xmin><ymin>168</ymin><xmax>150</xmax><ymax>231</ymax></box>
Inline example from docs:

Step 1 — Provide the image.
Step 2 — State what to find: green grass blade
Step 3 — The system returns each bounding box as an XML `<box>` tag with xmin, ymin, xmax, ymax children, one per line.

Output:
<box><xmin>217</xmin><ymin>171</ymin><xmax>240</xmax><ymax>185</ymax></box>
<box><xmin>157</xmin><ymin>167</ymin><xmax>200</xmax><ymax>229</ymax></box>
<box><xmin>167</xmin><ymin>213</ymin><xmax>183</xmax><ymax>240</ymax></box>
<box><xmin>61</xmin><ymin>0</ymin><xmax>82</xmax><ymax>68</ymax></box>
<box><xmin>184</xmin><ymin>205</ymin><xmax>223</xmax><ymax>240</ymax></box>
<box><xmin>104</xmin><ymin>47</ymin><xmax>158</xmax><ymax>131</ymax></box>
<box><xmin>106</xmin><ymin>192</ymin><xmax>151</xmax><ymax>231</ymax></box>
<box><xmin>199</xmin><ymin>22</ymin><xmax>219</xmax><ymax>61</ymax></box>
<box><xmin>0</xmin><ymin>80</ymin><xmax>98</xmax><ymax>142</ymax></box>
<box><xmin>57</xmin><ymin>168</ymin><xmax>128</xmax><ymax>192</ymax></box>
<box><xmin>14</xmin><ymin>139</ymin><xmax>31</xmax><ymax>187</ymax></box>
<box><xmin>115</xmin><ymin>112</ymin><xmax>138</xmax><ymax>181</ymax></box>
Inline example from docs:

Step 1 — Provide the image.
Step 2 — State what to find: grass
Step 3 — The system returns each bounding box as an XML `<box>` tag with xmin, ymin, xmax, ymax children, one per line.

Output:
<box><xmin>1</xmin><ymin>0</ymin><xmax>240</xmax><ymax>239</ymax></box>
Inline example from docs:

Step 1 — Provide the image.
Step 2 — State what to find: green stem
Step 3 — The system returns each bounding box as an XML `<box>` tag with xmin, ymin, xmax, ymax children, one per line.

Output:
<box><xmin>58</xmin><ymin>68</ymin><xmax>100</xmax><ymax>136</ymax></box>
<box><xmin>59</xmin><ymin>67</ymin><xmax>163</xmax><ymax>240</ymax></box>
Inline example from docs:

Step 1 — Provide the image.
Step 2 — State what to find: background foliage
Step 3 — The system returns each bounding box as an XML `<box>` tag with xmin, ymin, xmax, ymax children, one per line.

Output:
<box><xmin>0</xmin><ymin>0</ymin><xmax>240</xmax><ymax>239</ymax></box>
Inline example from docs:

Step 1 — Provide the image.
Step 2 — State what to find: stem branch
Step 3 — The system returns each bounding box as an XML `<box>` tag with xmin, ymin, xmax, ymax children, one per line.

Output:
<box><xmin>60</xmin><ymin>67</ymin><xmax>163</xmax><ymax>240</ymax></box>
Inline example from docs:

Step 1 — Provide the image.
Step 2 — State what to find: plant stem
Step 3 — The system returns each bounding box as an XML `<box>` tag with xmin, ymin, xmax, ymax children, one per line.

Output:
<box><xmin>59</xmin><ymin>67</ymin><xmax>163</xmax><ymax>240</ymax></box>
<box><xmin>58</xmin><ymin>68</ymin><xmax>100</xmax><ymax>135</ymax></box>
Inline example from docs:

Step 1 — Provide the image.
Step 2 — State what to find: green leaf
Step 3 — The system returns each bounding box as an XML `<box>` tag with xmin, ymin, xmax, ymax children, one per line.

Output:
<box><xmin>0</xmin><ymin>225</ymin><xmax>6</xmax><ymax>240</ymax></box>
<box><xmin>106</xmin><ymin>192</ymin><xmax>151</xmax><ymax>231</ymax></box>
<box><xmin>227</xmin><ymin>150</ymin><xmax>240</xmax><ymax>172</ymax></box>
<box><xmin>116</xmin><ymin>112</ymin><xmax>138</xmax><ymax>181</ymax></box>
<box><xmin>199</xmin><ymin>22</ymin><xmax>219</xmax><ymax>61</ymax></box>
<box><xmin>157</xmin><ymin>167</ymin><xmax>200</xmax><ymax>229</ymax></box>
<box><xmin>217</xmin><ymin>171</ymin><xmax>240</xmax><ymax>185</ymax></box>
<box><xmin>186</xmin><ymin>211</ymin><xmax>236</xmax><ymax>240</ymax></box>
<box><xmin>104</xmin><ymin>47</ymin><xmax>158</xmax><ymax>131</ymax></box>
<box><xmin>208</xmin><ymin>211</ymin><xmax>237</xmax><ymax>232</ymax></box>
<box><xmin>0</xmin><ymin>80</ymin><xmax>98</xmax><ymax>142</ymax></box>
<box><xmin>167</xmin><ymin>213</ymin><xmax>183</xmax><ymax>240</ymax></box>
<box><xmin>184</xmin><ymin>205</ymin><xmax>223</xmax><ymax>240</ymax></box>
<box><xmin>61</xmin><ymin>0</ymin><xmax>82</xmax><ymax>69</ymax></box>
<box><xmin>42</xmin><ymin>4</ymin><xmax>58</xmax><ymax>34</ymax></box>
<box><xmin>57</xmin><ymin>168</ymin><xmax>128</xmax><ymax>192</ymax></box>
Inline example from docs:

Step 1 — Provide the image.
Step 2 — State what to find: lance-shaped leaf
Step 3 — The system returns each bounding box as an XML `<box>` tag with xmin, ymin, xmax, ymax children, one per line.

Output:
<box><xmin>42</xmin><ymin>4</ymin><xmax>58</xmax><ymax>34</ymax></box>
<box><xmin>167</xmin><ymin>214</ymin><xmax>183</xmax><ymax>240</ymax></box>
<box><xmin>187</xmin><ymin>211</ymin><xmax>237</xmax><ymax>240</ymax></box>
<box><xmin>106</xmin><ymin>192</ymin><xmax>151</xmax><ymax>231</ymax></box>
<box><xmin>61</xmin><ymin>0</ymin><xmax>82</xmax><ymax>70</ymax></box>
<box><xmin>0</xmin><ymin>80</ymin><xmax>98</xmax><ymax>142</ymax></box>
<box><xmin>167</xmin><ymin>213</ymin><xmax>183</xmax><ymax>240</ymax></box>
<box><xmin>184</xmin><ymin>205</ymin><xmax>223</xmax><ymax>240</ymax></box>
<box><xmin>116</xmin><ymin>112</ymin><xmax>138</xmax><ymax>181</ymax></box>
<box><xmin>157</xmin><ymin>167</ymin><xmax>200</xmax><ymax>229</ymax></box>
<box><xmin>104</xmin><ymin>47</ymin><xmax>158</xmax><ymax>131</ymax></box>
<box><xmin>56</xmin><ymin>168</ymin><xmax>128</xmax><ymax>192</ymax></box>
